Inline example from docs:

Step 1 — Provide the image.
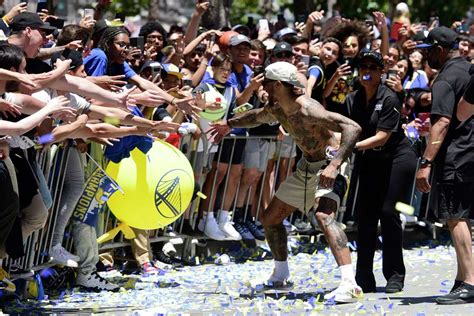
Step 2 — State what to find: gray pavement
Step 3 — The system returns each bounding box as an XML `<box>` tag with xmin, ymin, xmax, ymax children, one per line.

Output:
<box><xmin>6</xmin><ymin>244</ymin><xmax>474</xmax><ymax>315</ymax></box>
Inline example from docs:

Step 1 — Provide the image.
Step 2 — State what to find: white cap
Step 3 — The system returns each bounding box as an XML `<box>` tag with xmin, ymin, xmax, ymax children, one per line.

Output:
<box><xmin>264</xmin><ymin>62</ymin><xmax>304</xmax><ymax>88</ymax></box>
<box><xmin>395</xmin><ymin>2</ymin><xmax>409</xmax><ymax>13</ymax></box>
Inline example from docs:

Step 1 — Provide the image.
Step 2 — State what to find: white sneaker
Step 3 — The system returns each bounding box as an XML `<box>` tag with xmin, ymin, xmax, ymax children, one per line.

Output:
<box><xmin>204</xmin><ymin>217</ymin><xmax>227</xmax><ymax>240</ymax></box>
<box><xmin>76</xmin><ymin>271</ymin><xmax>120</xmax><ymax>292</ymax></box>
<box><xmin>49</xmin><ymin>244</ymin><xmax>80</xmax><ymax>268</ymax></box>
<box><xmin>219</xmin><ymin>221</ymin><xmax>242</xmax><ymax>240</ymax></box>
<box><xmin>324</xmin><ymin>282</ymin><xmax>363</xmax><ymax>303</ymax></box>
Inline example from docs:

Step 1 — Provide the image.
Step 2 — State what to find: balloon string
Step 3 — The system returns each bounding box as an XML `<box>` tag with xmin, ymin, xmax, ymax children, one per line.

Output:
<box><xmin>84</xmin><ymin>152</ymin><xmax>125</xmax><ymax>194</ymax></box>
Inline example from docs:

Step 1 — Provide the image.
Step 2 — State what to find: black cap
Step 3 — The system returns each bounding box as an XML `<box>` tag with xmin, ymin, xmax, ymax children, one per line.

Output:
<box><xmin>10</xmin><ymin>12</ymin><xmax>56</xmax><ymax>34</ymax></box>
<box><xmin>358</xmin><ymin>50</ymin><xmax>384</xmax><ymax>68</ymax></box>
<box><xmin>272</xmin><ymin>41</ymin><xmax>293</xmax><ymax>55</ymax></box>
<box><xmin>51</xmin><ymin>49</ymin><xmax>83</xmax><ymax>70</ymax></box>
<box><xmin>416</xmin><ymin>26</ymin><xmax>458</xmax><ymax>49</ymax></box>
<box><xmin>412</xmin><ymin>30</ymin><xmax>428</xmax><ymax>42</ymax></box>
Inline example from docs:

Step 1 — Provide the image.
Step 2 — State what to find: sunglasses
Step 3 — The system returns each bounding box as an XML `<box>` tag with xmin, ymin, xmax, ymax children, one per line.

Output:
<box><xmin>359</xmin><ymin>63</ymin><xmax>380</xmax><ymax>70</ymax></box>
<box><xmin>275</xmin><ymin>52</ymin><xmax>293</xmax><ymax>59</ymax></box>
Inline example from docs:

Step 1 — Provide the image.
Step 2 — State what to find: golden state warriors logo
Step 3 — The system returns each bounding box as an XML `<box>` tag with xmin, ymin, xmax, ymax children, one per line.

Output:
<box><xmin>154</xmin><ymin>169</ymin><xmax>193</xmax><ymax>218</ymax></box>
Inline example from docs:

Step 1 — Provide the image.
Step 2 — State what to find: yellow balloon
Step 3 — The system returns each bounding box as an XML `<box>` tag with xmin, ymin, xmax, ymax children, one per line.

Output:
<box><xmin>106</xmin><ymin>140</ymin><xmax>194</xmax><ymax>229</ymax></box>
<box><xmin>199</xmin><ymin>89</ymin><xmax>228</xmax><ymax>121</ymax></box>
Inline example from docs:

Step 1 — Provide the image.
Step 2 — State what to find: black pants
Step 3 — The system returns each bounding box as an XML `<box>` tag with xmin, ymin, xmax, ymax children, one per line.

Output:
<box><xmin>355</xmin><ymin>146</ymin><xmax>417</xmax><ymax>290</ymax></box>
<box><xmin>0</xmin><ymin>161</ymin><xmax>19</xmax><ymax>252</ymax></box>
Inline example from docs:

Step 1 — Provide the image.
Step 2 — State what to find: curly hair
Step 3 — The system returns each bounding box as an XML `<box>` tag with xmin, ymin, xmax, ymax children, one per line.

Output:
<box><xmin>325</xmin><ymin>20</ymin><xmax>371</xmax><ymax>52</ymax></box>
<box><xmin>139</xmin><ymin>22</ymin><xmax>167</xmax><ymax>41</ymax></box>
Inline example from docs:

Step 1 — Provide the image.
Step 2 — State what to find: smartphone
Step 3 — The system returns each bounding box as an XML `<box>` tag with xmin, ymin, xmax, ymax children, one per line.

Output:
<box><xmin>151</xmin><ymin>66</ymin><xmax>161</xmax><ymax>79</ymax></box>
<box><xmin>130</xmin><ymin>36</ymin><xmax>144</xmax><ymax>52</ymax></box>
<box><xmin>115</xmin><ymin>12</ymin><xmax>126</xmax><ymax>22</ymax></box>
<box><xmin>83</xmin><ymin>8</ymin><xmax>94</xmax><ymax>19</ymax></box>
<box><xmin>344</xmin><ymin>57</ymin><xmax>353</xmax><ymax>66</ymax></box>
<box><xmin>429</xmin><ymin>16</ymin><xmax>439</xmax><ymax>28</ymax></box>
<box><xmin>47</xmin><ymin>17</ymin><xmax>65</xmax><ymax>29</ymax></box>
<box><xmin>300</xmin><ymin>54</ymin><xmax>310</xmax><ymax>66</ymax></box>
<box><xmin>418</xmin><ymin>112</ymin><xmax>430</xmax><ymax>132</ymax></box>
<box><xmin>232</xmin><ymin>103</ymin><xmax>253</xmax><ymax>114</ymax></box>
<box><xmin>36</xmin><ymin>0</ymin><xmax>47</xmax><ymax>12</ymax></box>
<box><xmin>457</xmin><ymin>23</ymin><xmax>470</xmax><ymax>34</ymax></box>
<box><xmin>365</xmin><ymin>19</ymin><xmax>374</xmax><ymax>28</ymax></box>
<box><xmin>388</xmin><ymin>69</ymin><xmax>398</xmax><ymax>79</ymax></box>
<box><xmin>27</xmin><ymin>0</ymin><xmax>38</xmax><ymax>12</ymax></box>
<box><xmin>277</xmin><ymin>14</ymin><xmax>285</xmax><ymax>22</ymax></box>
<box><xmin>258</xmin><ymin>19</ymin><xmax>270</xmax><ymax>34</ymax></box>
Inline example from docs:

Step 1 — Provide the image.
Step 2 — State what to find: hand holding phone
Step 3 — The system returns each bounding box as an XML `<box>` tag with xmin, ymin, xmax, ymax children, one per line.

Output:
<box><xmin>258</xmin><ymin>19</ymin><xmax>270</xmax><ymax>34</ymax></box>
<box><xmin>232</xmin><ymin>103</ymin><xmax>253</xmax><ymax>115</ymax></box>
<box><xmin>130</xmin><ymin>36</ymin><xmax>145</xmax><ymax>52</ymax></box>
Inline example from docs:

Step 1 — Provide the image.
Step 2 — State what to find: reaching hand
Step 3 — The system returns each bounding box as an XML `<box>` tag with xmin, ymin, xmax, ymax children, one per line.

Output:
<box><xmin>206</xmin><ymin>120</ymin><xmax>231</xmax><ymax>144</ymax></box>
<box><xmin>152</xmin><ymin>121</ymin><xmax>180</xmax><ymax>133</ymax></box>
<box><xmin>0</xmin><ymin>99</ymin><xmax>22</xmax><ymax>118</ymax></box>
<box><xmin>385</xmin><ymin>74</ymin><xmax>403</xmax><ymax>92</ymax></box>
<box><xmin>372</xmin><ymin>11</ymin><xmax>387</xmax><ymax>30</ymax></box>
<box><xmin>195</xmin><ymin>1</ymin><xmax>210</xmax><ymax>15</ymax></box>
<box><xmin>66</xmin><ymin>40</ymin><xmax>84</xmax><ymax>51</ymax></box>
<box><xmin>308</xmin><ymin>10</ymin><xmax>324</xmax><ymax>24</ymax></box>
<box><xmin>16</xmin><ymin>73</ymin><xmax>38</xmax><ymax>90</ymax></box>
<box><xmin>129</xmin><ymin>90</ymin><xmax>167</xmax><ymax>107</ymax></box>
<box><xmin>116</xmin><ymin>86</ymin><xmax>137</xmax><ymax>110</ymax></box>
<box><xmin>4</xmin><ymin>3</ymin><xmax>27</xmax><ymax>22</ymax></box>
<box><xmin>79</xmin><ymin>15</ymin><xmax>96</xmax><ymax>31</ymax></box>
<box><xmin>334</xmin><ymin>63</ymin><xmax>351</xmax><ymax>80</ymax></box>
<box><xmin>174</xmin><ymin>97</ymin><xmax>202</xmax><ymax>121</ymax></box>
<box><xmin>92</xmin><ymin>75</ymin><xmax>127</xmax><ymax>91</ymax></box>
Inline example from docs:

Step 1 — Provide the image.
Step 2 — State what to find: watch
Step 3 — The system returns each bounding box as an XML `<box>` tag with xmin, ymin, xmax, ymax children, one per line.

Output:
<box><xmin>420</xmin><ymin>157</ymin><xmax>433</xmax><ymax>167</ymax></box>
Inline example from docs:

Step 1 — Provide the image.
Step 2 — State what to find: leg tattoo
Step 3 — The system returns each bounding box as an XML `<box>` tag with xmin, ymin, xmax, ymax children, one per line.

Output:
<box><xmin>265</xmin><ymin>224</ymin><xmax>288</xmax><ymax>261</ymax></box>
<box><xmin>323</xmin><ymin>216</ymin><xmax>348</xmax><ymax>251</ymax></box>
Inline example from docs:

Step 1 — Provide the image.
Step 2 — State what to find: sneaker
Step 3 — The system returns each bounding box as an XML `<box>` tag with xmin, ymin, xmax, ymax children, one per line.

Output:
<box><xmin>204</xmin><ymin>217</ymin><xmax>227</xmax><ymax>240</ymax></box>
<box><xmin>9</xmin><ymin>263</ymin><xmax>34</xmax><ymax>280</ymax></box>
<box><xmin>324</xmin><ymin>282</ymin><xmax>363</xmax><ymax>303</ymax></box>
<box><xmin>257</xmin><ymin>279</ymin><xmax>294</xmax><ymax>292</ymax></box>
<box><xmin>436</xmin><ymin>282</ymin><xmax>474</xmax><ymax>305</ymax></box>
<box><xmin>142</xmin><ymin>262</ymin><xmax>165</xmax><ymax>275</ymax></box>
<box><xmin>294</xmin><ymin>218</ymin><xmax>313</xmax><ymax>233</ymax></box>
<box><xmin>0</xmin><ymin>268</ymin><xmax>16</xmax><ymax>292</ymax></box>
<box><xmin>76</xmin><ymin>271</ymin><xmax>120</xmax><ymax>292</ymax></box>
<box><xmin>245</xmin><ymin>221</ymin><xmax>265</xmax><ymax>240</ymax></box>
<box><xmin>155</xmin><ymin>251</ymin><xmax>183</xmax><ymax>269</ymax></box>
<box><xmin>234</xmin><ymin>222</ymin><xmax>254</xmax><ymax>240</ymax></box>
<box><xmin>385</xmin><ymin>273</ymin><xmax>404</xmax><ymax>293</ymax></box>
<box><xmin>219</xmin><ymin>219</ymin><xmax>242</xmax><ymax>240</ymax></box>
<box><xmin>451</xmin><ymin>280</ymin><xmax>463</xmax><ymax>293</ymax></box>
<box><xmin>49</xmin><ymin>244</ymin><xmax>80</xmax><ymax>268</ymax></box>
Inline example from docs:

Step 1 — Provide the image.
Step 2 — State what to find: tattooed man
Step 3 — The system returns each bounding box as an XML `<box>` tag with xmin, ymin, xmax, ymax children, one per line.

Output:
<box><xmin>207</xmin><ymin>62</ymin><xmax>362</xmax><ymax>303</ymax></box>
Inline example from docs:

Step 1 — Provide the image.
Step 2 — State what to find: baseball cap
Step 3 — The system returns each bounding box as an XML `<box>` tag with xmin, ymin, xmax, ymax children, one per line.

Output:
<box><xmin>51</xmin><ymin>49</ymin><xmax>83</xmax><ymax>70</ymax></box>
<box><xmin>264</xmin><ymin>61</ymin><xmax>304</xmax><ymax>88</ymax></box>
<box><xmin>272</xmin><ymin>41</ymin><xmax>293</xmax><ymax>56</ymax></box>
<box><xmin>416</xmin><ymin>26</ymin><xmax>459</xmax><ymax>49</ymax></box>
<box><xmin>229</xmin><ymin>34</ymin><xmax>251</xmax><ymax>47</ymax></box>
<box><xmin>273</xmin><ymin>27</ymin><xmax>297</xmax><ymax>41</ymax></box>
<box><xmin>162</xmin><ymin>63</ymin><xmax>183</xmax><ymax>79</ymax></box>
<box><xmin>10</xmin><ymin>12</ymin><xmax>56</xmax><ymax>34</ymax></box>
<box><xmin>358</xmin><ymin>50</ymin><xmax>384</xmax><ymax>68</ymax></box>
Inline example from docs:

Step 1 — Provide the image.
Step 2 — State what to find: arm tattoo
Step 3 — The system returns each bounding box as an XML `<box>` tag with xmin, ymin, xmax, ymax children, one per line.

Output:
<box><xmin>264</xmin><ymin>224</ymin><xmax>288</xmax><ymax>261</ymax></box>
<box><xmin>305</xmin><ymin>97</ymin><xmax>361</xmax><ymax>161</ymax></box>
<box><xmin>323</xmin><ymin>216</ymin><xmax>348</xmax><ymax>250</ymax></box>
<box><xmin>227</xmin><ymin>108</ymin><xmax>276</xmax><ymax>128</ymax></box>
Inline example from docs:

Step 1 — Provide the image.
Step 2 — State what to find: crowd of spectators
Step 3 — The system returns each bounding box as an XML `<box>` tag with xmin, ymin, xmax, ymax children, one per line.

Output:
<box><xmin>0</xmin><ymin>0</ymin><xmax>472</xmax><ymax>302</ymax></box>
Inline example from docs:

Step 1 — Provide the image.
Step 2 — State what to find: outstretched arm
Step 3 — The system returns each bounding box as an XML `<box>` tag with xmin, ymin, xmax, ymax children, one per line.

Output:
<box><xmin>206</xmin><ymin>107</ymin><xmax>277</xmax><ymax>143</ymax></box>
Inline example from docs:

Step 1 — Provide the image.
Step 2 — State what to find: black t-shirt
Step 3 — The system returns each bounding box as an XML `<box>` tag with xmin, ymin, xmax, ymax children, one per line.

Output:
<box><xmin>464</xmin><ymin>74</ymin><xmax>474</xmax><ymax>104</ymax></box>
<box><xmin>430</xmin><ymin>57</ymin><xmax>474</xmax><ymax>183</ymax></box>
<box><xmin>347</xmin><ymin>84</ymin><xmax>408</xmax><ymax>153</ymax></box>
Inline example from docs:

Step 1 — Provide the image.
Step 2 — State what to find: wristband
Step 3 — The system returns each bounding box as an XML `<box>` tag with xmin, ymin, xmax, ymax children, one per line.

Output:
<box><xmin>170</xmin><ymin>97</ymin><xmax>176</xmax><ymax>105</ymax></box>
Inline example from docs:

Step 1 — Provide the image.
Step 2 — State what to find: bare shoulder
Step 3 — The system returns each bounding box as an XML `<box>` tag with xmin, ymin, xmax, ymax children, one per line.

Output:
<box><xmin>298</xmin><ymin>95</ymin><xmax>327</xmax><ymax>117</ymax></box>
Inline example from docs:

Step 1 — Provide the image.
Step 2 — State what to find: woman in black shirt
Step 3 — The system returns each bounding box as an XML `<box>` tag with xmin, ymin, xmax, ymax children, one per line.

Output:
<box><xmin>346</xmin><ymin>51</ymin><xmax>417</xmax><ymax>293</ymax></box>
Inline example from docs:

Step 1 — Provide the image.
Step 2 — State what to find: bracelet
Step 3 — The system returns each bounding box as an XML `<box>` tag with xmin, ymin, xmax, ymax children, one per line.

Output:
<box><xmin>2</xmin><ymin>16</ymin><xmax>11</xmax><ymax>26</ymax></box>
<box><xmin>170</xmin><ymin>97</ymin><xmax>176</xmax><ymax>105</ymax></box>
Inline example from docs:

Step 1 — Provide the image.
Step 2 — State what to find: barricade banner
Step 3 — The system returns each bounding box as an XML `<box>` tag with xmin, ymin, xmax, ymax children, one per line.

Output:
<box><xmin>71</xmin><ymin>167</ymin><xmax>118</xmax><ymax>226</ymax></box>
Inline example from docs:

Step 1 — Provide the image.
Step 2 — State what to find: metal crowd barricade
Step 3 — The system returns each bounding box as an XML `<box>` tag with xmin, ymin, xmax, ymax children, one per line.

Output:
<box><xmin>9</xmin><ymin>133</ymin><xmax>441</xmax><ymax>274</ymax></box>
